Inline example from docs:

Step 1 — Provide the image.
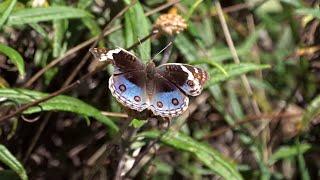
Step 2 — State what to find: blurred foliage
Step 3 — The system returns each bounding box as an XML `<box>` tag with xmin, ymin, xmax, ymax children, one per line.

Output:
<box><xmin>0</xmin><ymin>0</ymin><xmax>320</xmax><ymax>179</ymax></box>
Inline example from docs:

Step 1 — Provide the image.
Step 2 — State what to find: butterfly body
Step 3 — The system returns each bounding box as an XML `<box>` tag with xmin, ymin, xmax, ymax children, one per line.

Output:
<box><xmin>90</xmin><ymin>47</ymin><xmax>209</xmax><ymax>118</ymax></box>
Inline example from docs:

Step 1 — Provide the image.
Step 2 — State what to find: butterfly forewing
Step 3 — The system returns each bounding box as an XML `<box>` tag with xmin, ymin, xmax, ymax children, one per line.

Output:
<box><xmin>109</xmin><ymin>71</ymin><xmax>149</xmax><ymax>112</ymax></box>
<box><xmin>156</xmin><ymin>63</ymin><xmax>209</xmax><ymax>96</ymax></box>
<box><xmin>149</xmin><ymin>74</ymin><xmax>189</xmax><ymax>117</ymax></box>
<box><xmin>90</xmin><ymin>47</ymin><xmax>145</xmax><ymax>74</ymax></box>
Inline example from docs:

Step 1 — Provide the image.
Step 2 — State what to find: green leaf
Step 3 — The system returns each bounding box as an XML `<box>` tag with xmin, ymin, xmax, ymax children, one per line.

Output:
<box><xmin>0</xmin><ymin>144</ymin><xmax>28</xmax><ymax>180</ymax></box>
<box><xmin>6</xmin><ymin>6</ymin><xmax>93</xmax><ymax>25</ymax></box>
<box><xmin>280</xmin><ymin>0</ymin><xmax>303</xmax><ymax>8</ymax></box>
<box><xmin>77</xmin><ymin>0</ymin><xmax>101</xmax><ymax>38</ymax></box>
<box><xmin>191</xmin><ymin>60</ymin><xmax>228</xmax><ymax>76</ymax></box>
<box><xmin>209</xmin><ymin>31</ymin><xmax>259</xmax><ymax>62</ymax></box>
<box><xmin>77</xmin><ymin>0</ymin><xmax>93</xmax><ymax>9</ymax></box>
<box><xmin>0</xmin><ymin>88</ymin><xmax>118</xmax><ymax>132</ymax></box>
<box><xmin>256</xmin><ymin>0</ymin><xmax>283</xmax><ymax>14</ymax></box>
<box><xmin>82</xmin><ymin>18</ymin><xmax>101</xmax><ymax>37</ymax></box>
<box><xmin>228</xmin><ymin>88</ymin><xmax>244</xmax><ymax>120</ymax></box>
<box><xmin>53</xmin><ymin>19</ymin><xmax>68</xmax><ymax>57</ymax></box>
<box><xmin>269</xmin><ymin>143</ymin><xmax>311</xmax><ymax>165</ymax></box>
<box><xmin>130</xmin><ymin>119</ymin><xmax>147</xmax><ymax>128</ymax></box>
<box><xmin>0</xmin><ymin>0</ymin><xmax>23</xmax><ymax>13</ymax></box>
<box><xmin>207</xmin><ymin>63</ymin><xmax>270</xmax><ymax>86</ymax></box>
<box><xmin>296</xmin><ymin>8</ymin><xmax>320</xmax><ymax>19</ymax></box>
<box><xmin>176</xmin><ymin>30</ymin><xmax>259</xmax><ymax>63</ymax></box>
<box><xmin>0</xmin><ymin>44</ymin><xmax>25</xmax><ymax>78</ymax></box>
<box><xmin>124</xmin><ymin>0</ymin><xmax>151</xmax><ymax>61</ymax></box>
<box><xmin>175</xmin><ymin>34</ymin><xmax>198</xmax><ymax>62</ymax></box>
<box><xmin>185</xmin><ymin>0</ymin><xmax>203</xmax><ymax>21</ymax></box>
<box><xmin>108</xmin><ymin>20</ymin><xmax>125</xmax><ymax>47</ymax></box>
<box><xmin>0</xmin><ymin>0</ymin><xmax>17</xmax><ymax>29</ymax></box>
<box><xmin>296</xmin><ymin>139</ymin><xmax>310</xmax><ymax>180</ymax></box>
<box><xmin>29</xmin><ymin>23</ymin><xmax>49</xmax><ymax>40</ymax></box>
<box><xmin>139</xmin><ymin>130</ymin><xmax>243</xmax><ymax>180</ymax></box>
<box><xmin>299</xmin><ymin>95</ymin><xmax>320</xmax><ymax>132</ymax></box>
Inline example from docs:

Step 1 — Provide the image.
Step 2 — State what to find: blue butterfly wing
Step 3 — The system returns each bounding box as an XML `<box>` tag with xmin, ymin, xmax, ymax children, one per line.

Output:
<box><xmin>109</xmin><ymin>71</ymin><xmax>148</xmax><ymax>112</ymax></box>
<box><xmin>149</xmin><ymin>74</ymin><xmax>189</xmax><ymax>117</ymax></box>
<box><xmin>156</xmin><ymin>63</ymin><xmax>209</xmax><ymax>96</ymax></box>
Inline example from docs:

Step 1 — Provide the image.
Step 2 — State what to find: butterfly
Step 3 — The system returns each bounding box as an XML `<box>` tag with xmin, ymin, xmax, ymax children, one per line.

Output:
<box><xmin>90</xmin><ymin>47</ymin><xmax>209</xmax><ymax>118</ymax></box>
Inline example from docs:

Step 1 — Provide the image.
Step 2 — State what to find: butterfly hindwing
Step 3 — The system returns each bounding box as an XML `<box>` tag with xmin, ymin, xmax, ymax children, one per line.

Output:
<box><xmin>149</xmin><ymin>74</ymin><xmax>189</xmax><ymax>117</ymax></box>
<box><xmin>109</xmin><ymin>71</ymin><xmax>148</xmax><ymax>112</ymax></box>
<box><xmin>156</xmin><ymin>63</ymin><xmax>209</xmax><ymax>96</ymax></box>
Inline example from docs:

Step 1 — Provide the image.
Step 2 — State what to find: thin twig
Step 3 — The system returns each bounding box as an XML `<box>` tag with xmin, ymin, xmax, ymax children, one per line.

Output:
<box><xmin>211</xmin><ymin>3</ymin><xmax>250</xmax><ymax>16</ymax></box>
<box><xmin>0</xmin><ymin>65</ymin><xmax>105</xmax><ymax>122</ymax></box>
<box><xmin>145</xmin><ymin>0</ymin><xmax>180</xmax><ymax>16</ymax></box>
<box><xmin>0</xmin><ymin>81</ymin><xmax>76</xmax><ymax>121</ymax></box>
<box><xmin>101</xmin><ymin>111</ymin><xmax>128</xmax><ymax>118</ymax></box>
<box><xmin>24</xmin><ymin>25</ymin><xmax>121</xmax><ymax>88</ymax></box>
<box><xmin>191</xmin><ymin>2</ymin><xmax>251</xmax><ymax>21</ymax></box>
<box><xmin>214</xmin><ymin>0</ymin><xmax>260</xmax><ymax>114</ymax></box>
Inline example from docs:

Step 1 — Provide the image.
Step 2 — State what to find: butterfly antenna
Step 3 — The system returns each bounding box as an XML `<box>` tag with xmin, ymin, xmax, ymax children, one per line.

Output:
<box><xmin>151</xmin><ymin>41</ymin><xmax>173</xmax><ymax>62</ymax></box>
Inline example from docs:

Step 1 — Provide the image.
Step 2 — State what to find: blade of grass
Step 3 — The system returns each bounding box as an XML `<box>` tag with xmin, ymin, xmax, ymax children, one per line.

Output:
<box><xmin>0</xmin><ymin>144</ymin><xmax>28</xmax><ymax>180</ymax></box>
<box><xmin>174</xmin><ymin>34</ymin><xmax>199</xmax><ymax>62</ymax></box>
<box><xmin>0</xmin><ymin>0</ymin><xmax>16</xmax><ymax>29</ymax></box>
<box><xmin>185</xmin><ymin>0</ymin><xmax>203</xmax><ymax>21</ymax></box>
<box><xmin>0</xmin><ymin>88</ymin><xmax>118</xmax><ymax>132</ymax></box>
<box><xmin>77</xmin><ymin>0</ymin><xmax>93</xmax><ymax>9</ymax></box>
<box><xmin>6</xmin><ymin>6</ymin><xmax>93</xmax><ymax>25</ymax></box>
<box><xmin>0</xmin><ymin>43</ymin><xmax>25</xmax><ymax>78</ymax></box>
<box><xmin>124</xmin><ymin>0</ymin><xmax>151</xmax><ymax>61</ymax></box>
<box><xmin>77</xmin><ymin>0</ymin><xmax>101</xmax><ymax>39</ymax></box>
<box><xmin>206</xmin><ymin>63</ymin><xmax>270</xmax><ymax>86</ymax></box>
<box><xmin>29</xmin><ymin>23</ymin><xmax>49</xmax><ymax>40</ymax></box>
<box><xmin>139</xmin><ymin>130</ymin><xmax>243</xmax><ymax>180</ymax></box>
<box><xmin>269</xmin><ymin>143</ymin><xmax>311</xmax><ymax>165</ymax></box>
<box><xmin>191</xmin><ymin>60</ymin><xmax>228</xmax><ymax>76</ymax></box>
<box><xmin>53</xmin><ymin>19</ymin><xmax>68</xmax><ymax>57</ymax></box>
<box><xmin>296</xmin><ymin>8</ymin><xmax>320</xmax><ymax>19</ymax></box>
<box><xmin>296</xmin><ymin>138</ymin><xmax>310</xmax><ymax>180</ymax></box>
